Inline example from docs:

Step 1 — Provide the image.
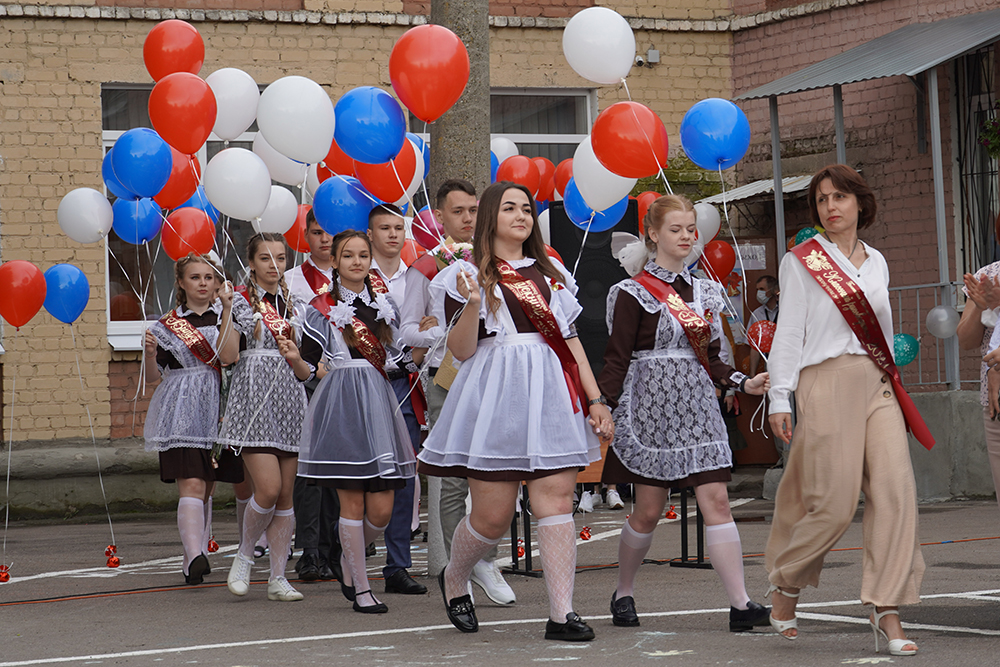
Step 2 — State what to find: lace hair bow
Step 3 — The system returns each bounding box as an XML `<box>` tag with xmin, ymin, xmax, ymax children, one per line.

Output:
<box><xmin>611</xmin><ymin>232</ymin><xmax>653</xmax><ymax>277</ymax></box>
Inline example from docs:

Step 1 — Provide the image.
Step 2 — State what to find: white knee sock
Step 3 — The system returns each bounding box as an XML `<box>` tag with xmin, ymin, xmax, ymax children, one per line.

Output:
<box><xmin>537</xmin><ymin>513</ymin><xmax>577</xmax><ymax>622</ymax></box>
<box><xmin>202</xmin><ymin>495</ymin><xmax>213</xmax><ymax>552</ymax></box>
<box><xmin>363</xmin><ymin>517</ymin><xmax>387</xmax><ymax>548</ymax></box>
<box><xmin>444</xmin><ymin>516</ymin><xmax>500</xmax><ymax>601</ymax></box>
<box><xmin>616</xmin><ymin>517</ymin><xmax>655</xmax><ymax>599</ymax></box>
<box><xmin>267</xmin><ymin>508</ymin><xmax>295</xmax><ymax>581</ymax></box>
<box><xmin>705</xmin><ymin>521</ymin><xmax>751</xmax><ymax>609</ymax></box>
<box><xmin>238</xmin><ymin>496</ymin><xmax>275</xmax><ymax>560</ymax></box>
<box><xmin>340</xmin><ymin>517</ymin><xmax>382</xmax><ymax>607</ymax></box>
<box><xmin>177</xmin><ymin>497</ymin><xmax>205</xmax><ymax>574</ymax></box>
<box><xmin>235</xmin><ymin>497</ymin><xmax>249</xmax><ymax>548</ymax></box>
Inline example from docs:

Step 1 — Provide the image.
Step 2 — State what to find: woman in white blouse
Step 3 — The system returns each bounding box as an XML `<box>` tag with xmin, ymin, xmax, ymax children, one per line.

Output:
<box><xmin>765</xmin><ymin>165</ymin><xmax>923</xmax><ymax>656</ymax></box>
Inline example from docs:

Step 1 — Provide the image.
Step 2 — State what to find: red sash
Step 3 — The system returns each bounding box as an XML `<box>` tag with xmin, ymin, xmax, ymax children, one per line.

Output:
<box><xmin>633</xmin><ymin>270</ymin><xmax>713</xmax><ymax>378</ymax></box>
<box><xmin>368</xmin><ymin>269</ymin><xmax>389</xmax><ymax>295</ymax></box>
<box><xmin>791</xmin><ymin>239</ymin><xmax>934</xmax><ymax>450</ymax></box>
<box><xmin>160</xmin><ymin>309</ymin><xmax>221</xmax><ymax>374</ymax></box>
<box><xmin>496</xmin><ymin>259</ymin><xmax>585</xmax><ymax>413</ymax></box>
<box><xmin>311</xmin><ymin>292</ymin><xmax>388</xmax><ymax>380</ymax></box>
<box><xmin>409</xmin><ymin>372</ymin><xmax>428</xmax><ymax>426</ymax></box>
<box><xmin>300</xmin><ymin>260</ymin><xmax>331</xmax><ymax>296</ymax></box>
<box><xmin>411</xmin><ymin>253</ymin><xmax>439</xmax><ymax>282</ymax></box>
<box><xmin>257</xmin><ymin>295</ymin><xmax>293</xmax><ymax>341</ymax></box>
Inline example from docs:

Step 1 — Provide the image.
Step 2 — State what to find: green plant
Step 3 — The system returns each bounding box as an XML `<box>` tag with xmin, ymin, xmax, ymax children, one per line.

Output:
<box><xmin>978</xmin><ymin>108</ymin><xmax>1000</xmax><ymax>159</ymax></box>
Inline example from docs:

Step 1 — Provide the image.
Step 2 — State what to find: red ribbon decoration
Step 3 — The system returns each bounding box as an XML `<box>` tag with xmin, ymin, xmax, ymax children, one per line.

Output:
<box><xmin>160</xmin><ymin>309</ymin><xmax>221</xmax><ymax>375</ymax></box>
<box><xmin>311</xmin><ymin>292</ymin><xmax>388</xmax><ymax>380</ymax></box>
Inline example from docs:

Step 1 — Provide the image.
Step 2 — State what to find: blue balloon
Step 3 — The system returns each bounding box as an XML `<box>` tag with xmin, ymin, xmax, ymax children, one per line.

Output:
<box><xmin>562</xmin><ymin>178</ymin><xmax>628</xmax><ymax>232</ymax></box>
<box><xmin>407</xmin><ymin>132</ymin><xmax>430</xmax><ymax>179</ymax></box>
<box><xmin>334</xmin><ymin>87</ymin><xmax>406</xmax><ymax>165</ymax></box>
<box><xmin>490</xmin><ymin>151</ymin><xmax>499</xmax><ymax>183</ymax></box>
<box><xmin>679</xmin><ymin>98</ymin><xmax>751</xmax><ymax>171</ymax></box>
<box><xmin>312</xmin><ymin>176</ymin><xmax>375</xmax><ymax>235</ymax></box>
<box><xmin>536</xmin><ymin>199</ymin><xmax>549</xmax><ymax>214</ymax></box>
<box><xmin>102</xmin><ymin>149</ymin><xmax>137</xmax><ymax>201</ymax></box>
<box><xmin>112</xmin><ymin>197</ymin><xmax>163</xmax><ymax>245</ymax></box>
<box><xmin>43</xmin><ymin>264</ymin><xmax>90</xmax><ymax>324</ymax></box>
<box><xmin>110</xmin><ymin>128</ymin><xmax>172</xmax><ymax>198</ymax></box>
<box><xmin>179</xmin><ymin>186</ymin><xmax>220</xmax><ymax>223</ymax></box>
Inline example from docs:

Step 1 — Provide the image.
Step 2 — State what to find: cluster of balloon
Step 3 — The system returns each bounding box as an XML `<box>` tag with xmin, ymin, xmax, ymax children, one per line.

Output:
<box><xmin>925</xmin><ymin>305</ymin><xmax>960</xmax><ymax>339</ymax></box>
<box><xmin>894</xmin><ymin>333</ymin><xmax>920</xmax><ymax>366</ymax></box>
<box><xmin>747</xmin><ymin>320</ymin><xmax>777</xmax><ymax>355</ymax></box>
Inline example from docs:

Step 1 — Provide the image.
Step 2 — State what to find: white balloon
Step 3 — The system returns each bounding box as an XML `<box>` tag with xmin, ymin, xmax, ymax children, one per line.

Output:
<box><xmin>538</xmin><ymin>208</ymin><xmax>551</xmax><ymax>245</ymax></box>
<box><xmin>573</xmin><ymin>137</ymin><xmax>636</xmax><ymax>212</ymax></box>
<box><xmin>926</xmin><ymin>304</ymin><xmax>961</xmax><ymax>339</ymax></box>
<box><xmin>694</xmin><ymin>202</ymin><xmax>722</xmax><ymax>242</ymax></box>
<box><xmin>305</xmin><ymin>163</ymin><xmax>321</xmax><ymax>199</ymax></box>
<box><xmin>204</xmin><ymin>148</ymin><xmax>272</xmax><ymax>221</ymax></box>
<box><xmin>254</xmin><ymin>186</ymin><xmax>298</xmax><ymax>234</ymax></box>
<box><xmin>562</xmin><ymin>7</ymin><xmax>636</xmax><ymax>85</ymax></box>
<box><xmin>491</xmin><ymin>136</ymin><xmax>519</xmax><ymax>164</ymax></box>
<box><xmin>206</xmin><ymin>68</ymin><xmax>260</xmax><ymax>142</ymax></box>
<box><xmin>253</xmin><ymin>132</ymin><xmax>308</xmax><ymax>187</ymax></box>
<box><xmin>58</xmin><ymin>188</ymin><xmax>113</xmax><ymax>243</ymax></box>
<box><xmin>257</xmin><ymin>76</ymin><xmax>335</xmax><ymax>164</ymax></box>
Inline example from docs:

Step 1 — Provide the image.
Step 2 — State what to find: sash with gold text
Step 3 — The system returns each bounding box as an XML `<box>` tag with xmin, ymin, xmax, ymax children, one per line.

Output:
<box><xmin>791</xmin><ymin>239</ymin><xmax>934</xmax><ymax>449</ymax></box>
<box><xmin>160</xmin><ymin>309</ymin><xmax>221</xmax><ymax>375</ymax></box>
<box><xmin>368</xmin><ymin>270</ymin><xmax>389</xmax><ymax>295</ymax></box>
<box><xmin>256</xmin><ymin>295</ymin><xmax>293</xmax><ymax>342</ymax></box>
<box><xmin>633</xmin><ymin>271</ymin><xmax>713</xmax><ymax>378</ymax></box>
<box><xmin>300</xmin><ymin>260</ymin><xmax>331</xmax><ymax>295</ymax></box>
<box><xmin>496</xmin><ymin>259</ymin><xmax>585</xmax><ymax>413</ymax></box>
<box><xmin>312</xmin><ymin>292</ymin><xmax>388</xmax><ymax>380</ymax></box>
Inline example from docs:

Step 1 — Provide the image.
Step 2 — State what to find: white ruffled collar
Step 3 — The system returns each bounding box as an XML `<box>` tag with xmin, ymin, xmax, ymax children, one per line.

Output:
<box><xmin>338</xmin><ymin>281</ymin><xmax>372</xmax><ymax>306</ymax></box>
<box><xmin>645</xmin><ymin>260</ymin><xmax>691</xmax><ymax>285</ymax></box>
<box><xmin>506</xmin><ymin>257</ymin><xmax>536</xmax><ymax>269</ymax></box>
<box><xmin>176</xmin><ymin>299</ymin><xmax>223</xmax><ymax>318</ymax></box>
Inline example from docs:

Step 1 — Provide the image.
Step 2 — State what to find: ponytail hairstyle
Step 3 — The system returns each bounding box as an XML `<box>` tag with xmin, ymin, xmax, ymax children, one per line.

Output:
<box><xmin>245</xmin><ymin>232</ymin><xmax>294</xmax><ymax>340</ymax></box>
<box><xmin>643</xmin><ymin>194</ymin><xmax>696</xmax><ymax>252</ymax></box>
<box><xmin>174</xmin><ymin>253</ymin><xmax>220</xmax><ymax>309</ymax></box>
<box><xmin>329</xmin><ymin>230</ymin><xmax>394</xmax><ymax>346</ymax></box>
<box><xmin>473</xmin><ymin>181</ymin><xmax>566</xmax><ymax>315</ymax></box>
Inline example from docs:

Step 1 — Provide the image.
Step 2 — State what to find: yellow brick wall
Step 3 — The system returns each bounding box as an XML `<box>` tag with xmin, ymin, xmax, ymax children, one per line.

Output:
<box><xmin>303</xmin><ymin>0</ymin><xmax>404</xmax><ymax>12</ymax></box>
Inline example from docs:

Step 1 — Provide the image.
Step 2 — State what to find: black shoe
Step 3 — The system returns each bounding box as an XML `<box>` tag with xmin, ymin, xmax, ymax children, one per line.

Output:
<box><xmin>317</xmin><ymin>560</ymin><xmax>336</xmax><ymax>581</ymax></box>
<box><xmin>610</xmin><ymin>592</ymin><xmax>640</xmax><ymax>627</ymax></box>
<box><xmin>185</xmin><ymin>554</ymin><xmax>210</xmax><ymax>585</ymax></box>
<box><xmin>253</xmin><ymin>545</ymin><xmax>266</xmax><ymax>559</ymax></box>
<box><xmin>410</xmin><ymin>527</ymin><xmax>422</xmax><ymax>541</ymax></box>
<box><xmin>729</xmin><ymin>600</ymin><xmax>770</xmax><ymax>633</ymax></box>
<box><xmin>366</xmin><ymin>542</ymin><xmax>377</xmax><ymax>558</ymax></box>
<box><xmin>297</xmin><ymin>553</ymin><xmax>320</xmax><ymax>582</ymax></box>
<box><xmin>437</xmin><ymin>569</ymin><xmax>478</xmax><ymax>632</ymax></box>
<box><xmin>385</xmin><ymin>569</ymin><xmax>428</xmax><ymax>595</ymax></box>
<box><xmin>352</xmin><ymin>590</ymin><xmax>389</xmax><ymax>614</ymax></box>
<box><xmin>545</xmin><ymin>612</ymin><xmax>595</xmax><ymax>642</ymax></box>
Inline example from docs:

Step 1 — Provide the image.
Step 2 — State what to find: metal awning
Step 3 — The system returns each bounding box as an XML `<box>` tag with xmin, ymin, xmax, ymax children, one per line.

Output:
<box><xmin>699</xmin><ymin>175</ymin><xmax>812</xmax><ymax>205</ymax></box>
<box><xmin>736</xmin><ymin>8</ymin><xmax>1000</xmax><ymax>100</ymax></box>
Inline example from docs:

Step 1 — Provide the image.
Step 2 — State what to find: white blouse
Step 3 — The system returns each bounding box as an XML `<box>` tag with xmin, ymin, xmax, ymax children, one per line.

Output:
<box><xmin>767</xmin><ymin>235</ymin><xmax>894</xmax><ymax>414</ymax></box>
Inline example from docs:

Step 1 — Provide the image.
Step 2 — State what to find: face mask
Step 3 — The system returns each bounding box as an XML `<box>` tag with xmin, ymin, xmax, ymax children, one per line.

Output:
<box><xmin>756</xmin><ymin>290</ymin><xmax>770</xmax><ymax>305</ymax></box>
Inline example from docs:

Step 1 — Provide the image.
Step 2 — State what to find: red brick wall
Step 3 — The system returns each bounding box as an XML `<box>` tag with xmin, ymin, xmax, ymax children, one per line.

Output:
<box><xmin>109</xmin><ymin>360</ymin><xmax>156</xmax><ymax>439</ymax></box>
<box><xmin>403</xmin><ymin>0</ymin><xmax>593</xmax><ymax>18</ymax></box>
<box><xmin>95</xmin><ymin>0</ymin><xmax>304</xmax><ymax>9</ymax></box>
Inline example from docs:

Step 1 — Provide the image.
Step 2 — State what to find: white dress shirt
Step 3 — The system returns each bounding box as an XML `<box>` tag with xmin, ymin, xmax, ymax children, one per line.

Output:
<box><xmin>285</xmin><ymin>256</ymin><xmax>334</xmax><ymax>307</ymax></box>
<box><xmin>767</xmin><ymin>235</ymin><xmax>894</xmax><ymax>414</ymax></box>
<box><xmin>399</xmin><ymin>254</ymin><xmax>447</xmax><ymax>368</ymax></box>
<box><xmin>371</xmin><ymin>256</ymin><xmax>409</xmax><ymax>308</ymax></box>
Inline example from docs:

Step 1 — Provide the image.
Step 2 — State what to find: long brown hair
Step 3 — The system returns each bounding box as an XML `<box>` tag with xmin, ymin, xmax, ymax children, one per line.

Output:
<box><xmin>245</xmin><ymin>232</ymin><xmax>293</xmax><ymax>340</ymax></box>
<box><xmin>643</xmin><ymin>194</ymin><xmax>696</xmax><ymax>252</ymax></box>
<box><xmin>473</xmin><ymin>182</ymin><xmax>565</xmax><ymax>314</ymax></box>
<box><xmin>329</xmin><ymin>230</ymin><xmax>394</xmax><ymax>346</ymax></box>
<box><xmin>174</xmin><ymin>253</ymin><xmax>223</xmax><ymax>308</ymax></box>
<box><xmin>807</xmin><ymin>164</ymin><xmax>877</xmax><ymax>230</ymax></box>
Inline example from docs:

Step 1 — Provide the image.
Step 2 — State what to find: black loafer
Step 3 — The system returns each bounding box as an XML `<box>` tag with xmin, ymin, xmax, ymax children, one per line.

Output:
<box><xmin>545</xmin><ymin>612</ymin><xmax>595</xmax><ymax>642</ymax></box>
<box><xmin>297</xmin><ymin>553</ymin><xmax>320</xmax><ymax>582</ymax></box>
<box><xmin>729</xmin><ymin>600</ymin><xmax>770</xmax><ymax>632</ymax></box>
<box><xmin>610</xmin><ymin>592</ymin><xmax>640</xmax><ymax>627</ymax></box>
<box><xmin>366</xmin><ymin>542</ymin><xmax>377</xmax><ymax>557</ymax></box>
<box><xmin>318</xmin><ymin>560</ymin><xmax>336</xmax><ymax>581</ymax></box>
<box><xmin>438</xmin><ymin>569</ymin><xmax>478</xmax><ymax>633</ymax></box>
<box><xmin>185</xmin><ymin>554</ymin><xmax>210</xmax><ymax>585</ymax></box>
<box><xmin>385</xmin><ymin>569</ymin><xmax>428</xmax><ymax>595</ymax></box>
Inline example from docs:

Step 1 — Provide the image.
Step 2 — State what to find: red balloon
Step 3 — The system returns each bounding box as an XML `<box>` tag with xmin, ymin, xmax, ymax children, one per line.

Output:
<box><xmin>285</xmin><ymin>205</ymin><xmax>312</xmax><ymax>253</ymax></box>
<box><xmin>591</xmin><ymin>101</ymin><xmax>669</xmax><ymax>178</ymax></box>
<box><xmin>554</xmin><ymin>158</ymin><xmax>574</xmax><ymax>198</ymax></box>
<box><xmin>149</xmin><ymin>72</ymin><xmax>217</xmax><ymax>155</ymax></box>
<box><xmin>389</xmin><ymin>24</ymin><xmax>470</xmax><ymax>124</ymax></box>
<box><xmin>496</xmin><ymin>156</ymin><xmax>540</xmax><ymax>198</ymax></box>
<box><xmin>154</xmin><ymin>148</ymin><xmax>201</xmax><ymax>210</ymax></box>
<box><xmin>412</xmin><ymin>208</ymin><xmax>444</xmax><ymax>250</ymax></box>
<box><xmin>747</xmin><ymin>320</ymin><xmax>777</xmax><ymax>355</ymax></box>
<box><xmin>636</xmin><ymin>190</ymin><xmax>660</xmax><ymax>235</ymax></box>
<box><xmin>317</xmin><ymin>137</ymin><xmax>356</xmax><ymax>184</ymax></box>
<box><xmin>701</xmin><ymin>240</ymin><xmax>736</xmax><ymax>282</ymax></box>
<box><xmin>355</xmin><ymin>141</ymin><xmax>418</xmax><ymax>204</ymax></box>
<box><xmin>143</xmin><ymin>20</ymin><xmax>205</xmax><ymax>82</ymax></box>
<box><xmin>401</xmin><ymin>238</ymin><xmax>427</xmax><ymax>266</ymax></box>
<box><xmin>162</xmin><ymin>208</ymin><xmax>215</xmax><ymax>261</ymax></box>
<box><xmin>533</xmin><ymin>157</ymin><xmax>556</xmax><ymax>201</ymax></box>
<box><xmin>545</xmin><ymin>244</ymin><xmax>564</xmax><ymax>266</ymax></box>
<box><xmin>0</xmin><ymin>260</ymin><xmax>47</xmax><ymax>328</ymax></box>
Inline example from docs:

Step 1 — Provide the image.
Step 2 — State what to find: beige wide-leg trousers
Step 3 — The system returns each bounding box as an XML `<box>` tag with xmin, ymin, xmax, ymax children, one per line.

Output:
<box><xmin>981</xmin><ymin>407</ymin><xmax>1000</xmax><ymax>513</ymax></box>
<box><xmin>765</xmin><ymin>354</ymin><xmax>924</xmax><ymax>606</ymax></box>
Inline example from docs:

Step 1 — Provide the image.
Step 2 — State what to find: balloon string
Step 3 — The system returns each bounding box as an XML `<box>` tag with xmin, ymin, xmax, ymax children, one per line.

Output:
<box><xmin>70</xmin><ymin>324</ymin><xmax>116</xmax><ymax>548</ymax></box>
<box><xmin>390</xmin><ymin>160</ymin><xmax>446</xmax><ymax>248</ymax></box>
<box><xmin>621</xmin><ymin>79</ymin><xmax>673</xmax><ymax>196</ymax></box>
<box><xmin>571</xmin><ymin>216</ymin><xmax>594</xmax><ymax>278</ymax></box>
<box><xmin>2</xmin><ymin>329</ymin><xmax>19</xmax><ymax>573</ymax></box>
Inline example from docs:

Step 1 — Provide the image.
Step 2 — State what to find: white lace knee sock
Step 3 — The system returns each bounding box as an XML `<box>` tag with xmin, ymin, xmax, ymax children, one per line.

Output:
<box><xmin>537</xmin><ymin>513</ymin><xmax>578</xmax><ymax>622</ymax></box>
<box><xmin>202</xmin><ymin>495</ymin><xmax>213</xmax><ymax>552</ymax></box>
<box><xmin>177</xmin><ymin>497</ymin><xmax>205</xmax><ymax>573</ymax></box>
<box><xmin>705</xmin><ymin>521</ymin><xmax>751</xmax><ymax>609</ymax></box>
<box><xmin>444</xmin><ymin>516</ymin><xmax>499</xmax><ymax>601</ymax></box>
<box><xmin>340</xmin><ymin>517</ymin><xmax>382</xmax><ymax>607</ymax></box>
<box><xmin>616</xmin><ymin>517</ymin><xmax>655</xmax><ymax>599</ymax></box>
<box><xmin>267</xmin><ymin>508</ymin><xmax>295</xmax><ymax>581</ymax></box>
<box><xmin>411</xmin><ymin>476</ymin><xmax>422</xmax><ymax>532</ymax></box>
<box><xmin>238</xmin><ymin>497</ymin><xmax>275</xmax><ymax>560</ymax></box>
<box><xmin>363</xmin><ymin>517</ymin><xmax>387</xmax><ymax>548</ymax></box>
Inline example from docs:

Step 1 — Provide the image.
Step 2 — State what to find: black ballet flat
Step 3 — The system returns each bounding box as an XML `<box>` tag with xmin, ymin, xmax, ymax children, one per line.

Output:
<box><xmin>437</xmin><ymin>569</ymin><xmax>478</xmax><ymax>633</ymax></box>
<box><xmin>610</xmin><ymin>592</ymin><xmax>640</xmax><ymax>627</ymax></box>
<box><xmin>184</xmin><ymin>554</ymin><xmax>210</xmax><ymax>586</ymax></box>
<box><xmin>729</xmin><ymin>600</ymin><xmax>771</xmax><ymax>633</ymax></box>
<box><xmin>339</xmin><ymin>554</ymin><xmax>355</xmax><ymax>601</ymax></box>
<box><xmin>352</xmin><ymin>590</ymin><xmax>388</xmax><ymax>614</ymax></box>
<box><xmin>545</xmin><ymin>612</ymin><xmax>595</xmax><ymax>642</ymax></box>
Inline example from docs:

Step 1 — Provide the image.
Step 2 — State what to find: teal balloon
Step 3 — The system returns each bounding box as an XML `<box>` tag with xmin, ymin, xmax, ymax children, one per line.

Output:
<box><xmin>894</xmin><ymin>333</ymin><xmax>919</xmax><ymax>366</ymax></box>
<box><xmin>795</xmin><ymin>227</ymin><xmax>820</xmax><ymax>245</ymax></box>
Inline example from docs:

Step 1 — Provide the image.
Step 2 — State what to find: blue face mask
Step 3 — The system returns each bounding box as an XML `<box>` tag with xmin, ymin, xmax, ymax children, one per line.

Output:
<box><xmin>756</xmin><ymin>289</ymin><xmax>770</xmax><ymax>305</ymax></box>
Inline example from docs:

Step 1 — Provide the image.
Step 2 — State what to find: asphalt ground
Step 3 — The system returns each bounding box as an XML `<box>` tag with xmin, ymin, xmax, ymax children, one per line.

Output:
<box><xmin>2</xmin><ymin>496</ymin><xmax>999</xmax><ymax>666</ymax></box>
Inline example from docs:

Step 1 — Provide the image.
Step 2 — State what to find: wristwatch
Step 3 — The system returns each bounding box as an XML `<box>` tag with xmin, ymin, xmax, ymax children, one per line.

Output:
<box><xmin>588</xmin><ymin>395</ymin><xmax>608</xmax><ymax>407</ymax></box>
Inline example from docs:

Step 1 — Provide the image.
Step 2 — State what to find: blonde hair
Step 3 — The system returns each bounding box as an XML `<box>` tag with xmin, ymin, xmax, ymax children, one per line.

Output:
<box><xmin>643</xmin><ymin>194</ymin><xmax>695</xmax><ymax>252</ymax></box>
<box><xmin>174</xmin><ymin>253</ymin><xmax>224</xmax><ymax>308</ymax></box>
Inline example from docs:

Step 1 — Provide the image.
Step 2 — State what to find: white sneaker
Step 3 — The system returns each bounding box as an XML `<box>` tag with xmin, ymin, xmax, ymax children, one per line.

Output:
<box><xmin>471</xmin><ymin>559</ymin><xmax>516</xmax><ymax>605</ymax></box>
<box><xmin>227</xmin><ymin>552</ymin><xmax>253</xmax><ymax>596</ymax></box>
<box><xmin>606</xmin><ymin>488</ymin><xmax>625</xmax><ymax>510</ymax></box>
<box><xmin>578</xmin><ymin>490</ymin><xmax>595</xmax><ymax>513</ymax></box>
<box><xmin>267</xmin><ymin>576</ymin><xmax>304</xmax><ymax>601</ymax></box>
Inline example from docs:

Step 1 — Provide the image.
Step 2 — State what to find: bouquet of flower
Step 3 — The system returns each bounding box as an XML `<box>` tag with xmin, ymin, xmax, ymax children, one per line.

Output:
<box><xmin>432</xmin><ymin>242</ymin><xmax>474</xmax><ymax>266</ymax></box>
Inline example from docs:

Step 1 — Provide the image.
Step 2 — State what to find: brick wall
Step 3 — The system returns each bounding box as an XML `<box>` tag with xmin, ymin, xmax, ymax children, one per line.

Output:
<box><xmin>109</xmin><ymin>359</ymin><xmax>155</xmax><ymax>438</ymax></box>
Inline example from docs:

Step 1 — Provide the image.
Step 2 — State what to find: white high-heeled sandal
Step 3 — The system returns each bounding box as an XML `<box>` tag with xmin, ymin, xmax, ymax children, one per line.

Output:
<box><xmin>766</xmin><ymin>584</ymin><xmax>799</xmax><ymax>640</ymax></box>
<box><xmin>870</xmin><ymin>608</ymin><xmax>918</xmax><ymax>656</ymax></box>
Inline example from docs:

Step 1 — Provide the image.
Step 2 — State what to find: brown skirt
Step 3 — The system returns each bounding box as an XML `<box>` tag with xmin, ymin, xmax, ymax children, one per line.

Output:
<box><xmin>159</xmin><ymin>447</ymin><xmax>244</xmax><ymax>484</ymax></box>
<box><xmin>418</xmin><ymin>461</ymin><xmax>573</xmax><ymax>482</ymax></box>
<box><xmin>315</xmin><ymin>477</ymin><xmax>406</xmax><ymax>492</ymax></box>
<box><xmin>600</xmin><ymin>447</ymin><xmax>731</xmax><ymax>489</ymax></box>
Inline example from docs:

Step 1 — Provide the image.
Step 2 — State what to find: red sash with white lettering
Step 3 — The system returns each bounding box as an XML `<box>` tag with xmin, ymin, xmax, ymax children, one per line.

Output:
<box><xmin>160</xmin><ymin>309</ymin><xmax>221</xmax><ymax>375</ymax></box>
<box><xmin>633</xmin><ymin>270</ymin><xmax>713</xmax><ymax>378</ymax></box>
<box><xmin>311</xmin><ymin>292</ymin><xmax>388</xmax><ymax>380</ymax></box>
<box><xmin>368</xmin><ymin>270</ymin><xmax>389</xmax><ymax>295</ymax></box>
<box><xmin>792</xmin><ymin>239</ymin><xmax>934</xmax><ymax>449</ymax></box>
<box><xmin>495</xmin><ymin>259</ymin><xmax>585</xmax><ymax>413</ymax></box>
<box><xmin>300</xmin><ymin>260</ymin><xmax>331</xmax><ymax>296</ymax></box>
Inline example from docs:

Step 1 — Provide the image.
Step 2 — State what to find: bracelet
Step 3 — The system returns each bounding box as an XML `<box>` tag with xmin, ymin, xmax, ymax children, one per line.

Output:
<box><xmin>739</xmin><ymin>377</ymin><xmax>748</xmax><ymax>393</ymax></box>
<box><xmin>588</xmin><ymin>396</ymin><xmax>608</xmax><ymax>407</ymax></box>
